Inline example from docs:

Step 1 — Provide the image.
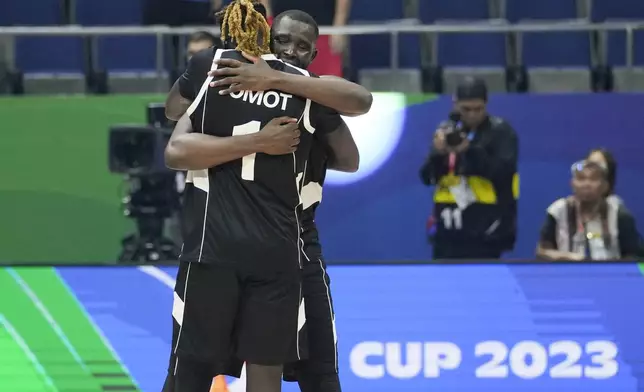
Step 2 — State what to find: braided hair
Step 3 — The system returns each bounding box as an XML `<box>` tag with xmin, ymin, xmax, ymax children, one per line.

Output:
<box><xmin>216</xmin><ymin>0</ymin><xmax>270</xmax><ymax>57</ymax></box>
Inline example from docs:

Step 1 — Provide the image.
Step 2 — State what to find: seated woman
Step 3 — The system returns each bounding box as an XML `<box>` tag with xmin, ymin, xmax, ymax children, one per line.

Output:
<box><xmin>536</xmin><ymin>159</ymin><xmax>641</xmax><ymax>261</ymax></box>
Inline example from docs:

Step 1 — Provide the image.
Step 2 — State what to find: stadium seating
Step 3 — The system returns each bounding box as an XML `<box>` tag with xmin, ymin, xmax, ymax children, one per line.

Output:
<box><xmin>436</xmin><ymin>22</ymin><xmax>507</xmax><ymax>66</ymax></box>
<box><xmin>518</xmin><ymin>20</ymin><xmax>594</xmax><ymax>92</ymax></box>
<box><xmin>348</xmin><ymin>0</ymin><xmax>413</xmax><ymax>70</ymax></box>
<box><xmin>589</xmin><ymin>0</ymin><xmax>644</xmax><ymax>91</ymax></box>
<box><xmin>433</xmin><ymin>19</ymin><xmax>508</xmax><ymax>93</ymax></box>
<box><xmin>521</xmin><ymin>28</ymin><xmax>592</xmax><ymax>67</ymax></box>
<box><xmin>419</xmin><ymin>0</ymin><xmax>491</xmax><ymax>22</ymax></box>
<box><xmin>592</xmin><ymin>0</ymin><xmax>644</xmax><ymax>21</ymax></box>
<box><xmin>2</xmin><ymin>0</ymin><xmax>62</xmax><ymax>26</ymax></box>
<box><xmin>11</xmin><ymin>0</ymin><xmax>84</xmax><ymax>74</ymax></box>
<box><xmin>75</xmin><ymin>0</ymin><xmax>157</xmax><ymax>72</ymax></box>
<box><xmin>348</xmin><ymin>0</ymin><xmax>423</xmax><ymax>92</ymax></box>
<box><xmin>3</xmin><ymin>0</ymin><xmax>644</xmax><ymax>93</ymax></box>
<box><xmin>505</xmin><ymin>0</ymin><xmax>579</xmax><ymax>21</ymax></box>
<box><xmin>605</xmin><ymin>27</ymin><xmax>644</xmax><ymax>66</ymax></box>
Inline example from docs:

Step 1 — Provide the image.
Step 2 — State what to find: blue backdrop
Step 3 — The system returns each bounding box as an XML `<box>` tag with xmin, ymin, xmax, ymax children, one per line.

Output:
<box><xmin>4</xmin><ymin>264</ymin><xmax>643</xmax><ymax>392</ymax></box>
<box><xmin>317</xmin><ymin>94</ymin><xmax>644</xmax><ymax>261</ymax></box>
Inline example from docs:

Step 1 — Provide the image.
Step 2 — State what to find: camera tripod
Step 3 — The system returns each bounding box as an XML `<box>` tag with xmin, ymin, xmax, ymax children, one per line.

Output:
<box><xmin>118</xmin><ymin>215</ymin><xmax>181</xmax><ymax>263</ymax></box>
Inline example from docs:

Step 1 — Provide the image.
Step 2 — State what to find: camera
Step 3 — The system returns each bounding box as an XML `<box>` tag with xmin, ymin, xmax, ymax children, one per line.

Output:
<box><xmin>109</xmin><ymin>125</ymin><xmax>171</xmax><ymax>176</ymax></box>
<box><xmin>444</xmin><ymin>111</ymin><xmax>465</xmax><ymax>147</ymax></box>
<box><xmin>108</xmin><ymin>103</ymin><xmax>181</xmax><ymax>262</ymax></box>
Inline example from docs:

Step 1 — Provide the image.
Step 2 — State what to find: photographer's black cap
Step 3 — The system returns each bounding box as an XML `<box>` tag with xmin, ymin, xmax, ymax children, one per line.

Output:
<box><xmin>455</xmin><ymin>77</ymin><xmax>488</xmax><ymax>101</ymax></box>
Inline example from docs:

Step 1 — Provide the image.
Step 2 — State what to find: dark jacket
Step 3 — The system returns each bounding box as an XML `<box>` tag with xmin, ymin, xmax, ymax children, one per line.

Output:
<box><xmin>420</xmin><ymin>116</ymin><xmax>519</xmax><ymax>251</ymax></box>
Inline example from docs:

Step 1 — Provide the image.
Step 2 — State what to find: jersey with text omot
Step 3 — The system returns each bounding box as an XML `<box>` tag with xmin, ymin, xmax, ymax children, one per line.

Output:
<box><xmin>179</xmin><ymin>48</ymin><xmax>331</xmax><ymax>272</ymax></box>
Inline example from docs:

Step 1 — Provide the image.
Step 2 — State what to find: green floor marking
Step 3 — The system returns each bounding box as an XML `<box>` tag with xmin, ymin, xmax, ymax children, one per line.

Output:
<box><xmin>0</xmin><ymin>316</ymin><xmax>57</xmax><ymax>392</ymax></box>
<box><xmin>16</xmin><ymin>268</ymin><xmax>140</xmax><ymax>391</ymax></box>
<box><xmin>0</xmin><ymin>269</ymin><xmax>101</xmax><ymax>391</ymax></box>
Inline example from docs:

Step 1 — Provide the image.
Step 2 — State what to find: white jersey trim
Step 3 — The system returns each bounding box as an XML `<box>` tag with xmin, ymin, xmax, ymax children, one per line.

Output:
<box><xmin>172</xmin><ymin>263</ymin><xmax>192</xmax><ymax>364</ymax></box>
<box><xmin>268</xmin><ymin>58</ymin><xmax>316</xmax><ymax>134</ymax></box>
<box><xmin>301</xmin><ymin>181</ymin><xmax>323</xmax><ymax>210</ymax></box>
<box><xmin>317</xmin><ymin>257</ymin><xmax>338</xmax><ymax>372</ymax></box>
<box><xmin>186</xmin><ymin>48</ymin><xmax>230</xmax><ymax>116</ymax></box>
<box><xmin>194</xmin><ymin>48</ymin><xmax>226</xmax><ymax>262</ymax></box>
<box><xmin>185</xmin><ymin>170</ymin><xmax>209</xmax><ymax>193</ymax></box>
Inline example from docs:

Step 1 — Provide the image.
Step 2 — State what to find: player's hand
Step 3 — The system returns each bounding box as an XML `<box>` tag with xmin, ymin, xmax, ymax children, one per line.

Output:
<box><xmin>433</xmin><ymin>129</ymin><xmax>448</xmax><ymax>154</ymax></box>
<box><xmin>209</xmin><ymin>52</ymin><xmax>278</xmax><ymax>94</ymax></box>
<box><xmin>256</xmin><ymin>117</ymin><xmax>301</xmax><ymax>155</ymax></box>
<box><xmin>329</xmin><ymin>34</ymin><xmax>347</xmax><ymax>54</ymax></box>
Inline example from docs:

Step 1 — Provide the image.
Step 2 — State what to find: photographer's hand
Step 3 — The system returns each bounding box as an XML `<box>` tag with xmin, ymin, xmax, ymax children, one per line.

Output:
<box><xmin>449</xmin><ymin>135</ymin><xmax>470</xmax><ymax>154</ymax></box>
<box><xmin>421</xmin><ymin>128</ymin><xmax>451</xmax><ymax>185</ymax></box>
<box><xmin>433</xmin><ymin>129</ymin><xmax>448</xmax><ymax>154</ymax></box>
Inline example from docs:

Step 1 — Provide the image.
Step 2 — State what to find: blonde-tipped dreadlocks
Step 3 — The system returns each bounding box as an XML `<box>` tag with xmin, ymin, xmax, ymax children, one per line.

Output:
<box><xmin>216</xmin><ymin>0</ymin><xmax>271</xmax><ymax>57</ymax></box>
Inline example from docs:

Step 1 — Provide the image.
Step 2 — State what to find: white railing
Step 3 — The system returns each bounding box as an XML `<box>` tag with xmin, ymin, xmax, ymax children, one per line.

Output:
<box><xmin>0</xmin><ymin>21</ymin><xmax>642</xmax><ymax>87</ymax></box>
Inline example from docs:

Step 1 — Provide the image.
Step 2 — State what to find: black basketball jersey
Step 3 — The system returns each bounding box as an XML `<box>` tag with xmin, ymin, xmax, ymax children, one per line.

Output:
<box><xmin>300</xmin><ymin>106</ymin><xmax>345</xmax><ymax>251</ymax></box>
<box><xmin>178</xmin><ymin>48</ymin><xmax>334</xmax><ymax>272</ymax></box>
<box><xmin>300</xmin><ymin>138</ymin><xmax>328</xmax><ymax>252</ymax></box>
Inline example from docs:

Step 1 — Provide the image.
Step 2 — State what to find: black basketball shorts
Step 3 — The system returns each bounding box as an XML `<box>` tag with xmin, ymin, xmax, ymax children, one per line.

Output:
<box><xmin>170</xmin><ymin>261</ymin><xmax>303</xmax><ymax>371</ymax></box>
<box><xmin>162</xmin><ymin>358</ymin><xmax>218</xmax><ymax>392</ymax></box>
<box><xmin>284</xmin><ymin>249</ymin><xmax>338</xmax><ymax>380</ymax></box>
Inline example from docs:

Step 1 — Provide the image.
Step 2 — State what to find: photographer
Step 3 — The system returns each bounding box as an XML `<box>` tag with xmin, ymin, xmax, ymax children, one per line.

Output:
<box><xmin>420</xmin><ymin>78</ymin><xmax>519</xmax><ymax>260</ymax></box>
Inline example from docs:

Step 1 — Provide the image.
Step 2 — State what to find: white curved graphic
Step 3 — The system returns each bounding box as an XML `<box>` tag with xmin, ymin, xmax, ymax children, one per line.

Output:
<box><xmin>138</xmin><ymin>266</ymin><xmax>248</xmax><ymax>391</ymax></box>
<box><xmin>325</xmin><ymin>93</ymin><xmax>407</xmax><ymax>186</ymax></box>
<box><xmin>138</xmin><ymin>266</ymin><xmax>176</xmax><ymax>288</ymax></box>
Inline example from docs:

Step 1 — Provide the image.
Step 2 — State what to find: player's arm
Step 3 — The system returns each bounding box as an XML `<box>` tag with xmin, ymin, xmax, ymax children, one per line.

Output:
<box><xmin>164</xmin><ymin>114</ymin><xmax>300</xmax><ymax>170</ymax></box>
<box><xmin>165</xmin><ymin>49</ymin><xmax>213</xmax><ymax>120</ymax></box>
<box><xmin>165</xmin><ymin>81</ymin><xmax>193</xmax><ymax>121</ymax></box>
<box><xmin>272</xmin><ymin>74</ymin><xmax>372</xmax><ymax>117</ymax></box>
<box><xmin>210</xmin><ymin>55</ymin><xmax>373</xmax><ymax>116</ymax></box>
<box><xmin>313</xmin><ymin>106</ymin><xmax>359</xmax><ymax>172</ymax></box>
<box><xmin>321</xmin><ymin>120</ymin><xmax>359</xmax><ymax>172</ymax></box>
<box><xmin>165</xmin><ymin>114</ymin><xmax>260</xmax><ymax>170</ymax></box>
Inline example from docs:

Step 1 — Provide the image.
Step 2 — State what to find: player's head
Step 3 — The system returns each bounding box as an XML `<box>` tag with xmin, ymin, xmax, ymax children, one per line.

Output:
<box><xmin>271</xmin><ymin>10</ymin><xmax>319</xmax><ymax>69</ymax></box>
<box><xmin>216</xmin><ymin>0</ymin><xmax>270</xmax><ymax>57</ymax></box>
<box><xmin>187</xmin><ymin>31</ymin><xmax>220</xmax><ymax>60</ymax></box>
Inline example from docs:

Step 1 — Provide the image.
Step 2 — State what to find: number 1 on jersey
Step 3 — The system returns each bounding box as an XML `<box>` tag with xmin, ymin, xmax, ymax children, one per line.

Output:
<box><xmin>232</xmin><ymin>121</ymin><xmax>262</xmax><ymax>181</ymax></box>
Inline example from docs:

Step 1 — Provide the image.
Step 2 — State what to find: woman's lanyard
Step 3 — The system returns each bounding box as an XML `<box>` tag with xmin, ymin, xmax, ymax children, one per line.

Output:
<box><xmin>575</xmin><ymin>202</ymin><xmax>597</xmax><ymax>259</ymax></box>
<box><xmin>448</xmin><ymin>153</ymin><xmax>456</xmax><ymax>174</ymax></box>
